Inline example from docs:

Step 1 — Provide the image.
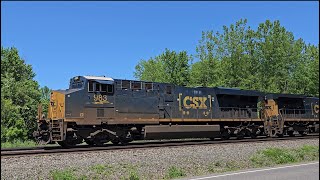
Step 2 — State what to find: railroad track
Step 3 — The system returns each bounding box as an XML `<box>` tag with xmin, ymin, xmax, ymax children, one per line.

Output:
<box><xmin>1</xmin><ymin>134</ymin><xmax>318</xmax><ymax>157</ymax></box>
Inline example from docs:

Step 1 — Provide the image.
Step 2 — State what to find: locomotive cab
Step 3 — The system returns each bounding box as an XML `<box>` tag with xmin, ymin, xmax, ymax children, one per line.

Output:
<box><xmin>34</xmin><ymin>76</ymin><xmax>115</xmax><ymax>146</ymax></box>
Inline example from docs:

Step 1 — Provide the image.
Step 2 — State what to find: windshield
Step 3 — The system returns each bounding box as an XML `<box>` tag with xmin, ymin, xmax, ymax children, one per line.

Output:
<box><xmin>70</xmin><ymin>76</ymin><xmax>84</xmax><ymax>89</ymax></box>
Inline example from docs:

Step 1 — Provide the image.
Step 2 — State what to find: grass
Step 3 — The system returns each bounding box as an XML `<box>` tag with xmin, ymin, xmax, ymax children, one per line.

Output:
<box><xmin>119</xmin><ymin>163</ymin><xmax>141</xmax><ymax>180</ymax></box>
<box><xmin>128</xmin><ymin>170</ymin><xmax>140</xmax><ymax>180</ymax></box>
<box><xmin>207</xmin><ymin>161</ymin><xmax>225</xmax><ymax>173</ymax></box>
<box><xmin>1</xmin><ymin>140</ymin><xmax>37</xmax><ymax>148</ymax></box>
<box><xmin>89</xmin><ymin>164</ymin><xmax>114</xmax><ymax>177</ymax></box>
<box><xmin>206</xmin><ymin>145</ymin><xmax>319</xmax><ymax>178</ymax></box>
<box><xmin>207</xmin><ymin>160</ymin><xmax>244</xmax><ymax>174</ymax></box>
<box><xmin>165</xmin><ymin>166</ymin><xmax>186</xmax><ymax>179</ymax></box>
<box><xmin>51</xmin><ymin>165</ymin><xmax>113</xmax><ymax>180</ymax></box>
<box><xmin>250</xmin><ymin>145</ymin><xmax>319</xmax><ymax>167</ymax></box>
<box><xmin>50</xmin><ymin>169</ymin><xmax>77</xmax><ymax>180</ymax></box>
<box><xmin>90</xmin><ymin>164</ymin><xmax>107</xmax><ymax>174</ymax></box>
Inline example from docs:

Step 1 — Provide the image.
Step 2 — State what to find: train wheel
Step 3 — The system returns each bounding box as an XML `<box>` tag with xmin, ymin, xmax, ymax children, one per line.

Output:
<box><xmin>221</xmin><ymin>129</ymin><xmax>230</xmax><ymax>140</ymax></box>
<box><xmin>85</xmin><ymin>139</ymin><xmax>94</xmax><ymax>146</ymax></box>
<box><xmin>58</xmin><ymin>133</ymin><xmax>82</xmax><ymax>148</ymax></box>
<box><xmin>221</xmin><ymin>133</ymin><xmax>230</xmax><ymax>140</ymax></box>
<box><xmin>298</xmin><ymin>131</ymin><xmax>306</xmax><ymax>136</ymax></box>
<box><xmin>277</xmin><ymin>133</ymin><xmax>284</xmax><ymax>138</ymax></box>
<box><xmin>250</xmin><ymin>128</ymin><xmax>258</xmax><ymax>139</ymax></box>
<box><xmin>287</xmin><ymin>131</ymin><xmax>294</xmax><ymax>137</ymax></box>
<box><xmin>111</xmin><ymin>139</ymin><xmax>120</xmax><ymax>145</ymax></box>
<box><xmin>58</xmin><ymin>140</ymin><xmax>77</xmax><ymax>148</ymax></box>
<box><xmin>85</xmin><ymin>139</ymin><xmax>106</xmax><ymax>146</ymax></box>
<box><xmin>250</xmin><ymin>133</ymin><xmax>257</xmax><ymax>139</ymax></box>
<box><xmin>120</xmin><ymin>140</ymin><xmax>129</xmax><ymax>145</ymax></box>
<box><xmin>236</xmin><ymin>130</ymin><xmax>245</xmax><ymax>140</ymax></box>
<box><xmin>94</xmin><ymin>141</ymin><xmax>104</xmax><ymax>146</ymax></box>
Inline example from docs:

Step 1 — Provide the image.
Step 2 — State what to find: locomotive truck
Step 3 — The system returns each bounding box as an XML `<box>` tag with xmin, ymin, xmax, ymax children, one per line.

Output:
<box><xmin>33</xmin><ymin>76</ymin><xmax>319</xmax><ymax>147</ymax></box>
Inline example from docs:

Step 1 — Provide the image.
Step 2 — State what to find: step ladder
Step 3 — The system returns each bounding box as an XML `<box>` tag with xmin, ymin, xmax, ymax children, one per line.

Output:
<box><xmin>262</xmin><ymin>99</ymin><xmax>284</xmax><ymax>137</ymax></box>
<box><xmin>264</xmin><ymin>110</ymin><xmax>284</xmax><ymax>137</ymax></box>
<box><xmin>51</xmin><ymin>119</ymin><xmax>64</xmax><ymax>141</ymax></box>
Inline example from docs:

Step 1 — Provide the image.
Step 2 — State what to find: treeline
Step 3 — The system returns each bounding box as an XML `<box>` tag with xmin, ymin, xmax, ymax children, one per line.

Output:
<box><xmin>1</xmin><ymin>47</ymin><xmax>51</xmax><ymax>142</ymax></box>
<box><xmin>134</xmin><ymin>19</ymin><xmax>319</xmax><ymax>97</ymax></box>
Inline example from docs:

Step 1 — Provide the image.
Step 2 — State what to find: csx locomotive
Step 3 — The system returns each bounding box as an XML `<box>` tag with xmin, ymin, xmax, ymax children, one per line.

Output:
<box><xmin>33</xmin><ymin>76</ymin><xmax>319</xmax><ymax>147</ymax></box>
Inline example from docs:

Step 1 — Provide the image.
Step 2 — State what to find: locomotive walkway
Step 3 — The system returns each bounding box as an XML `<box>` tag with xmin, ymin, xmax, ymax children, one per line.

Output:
<box><xmin>1</xmin><ymin>134</ymin><xmax>318</xmax><ymax>157</ymax></box>
<box><xmin>184</xmin><ymin>162</ymin><xmax>319</xmax><ymax>180</ymax></box>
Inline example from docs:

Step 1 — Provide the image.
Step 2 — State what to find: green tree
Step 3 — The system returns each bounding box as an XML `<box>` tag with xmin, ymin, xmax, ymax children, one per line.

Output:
<box><xmin>1</xmin><ymin>47</ymin><xmax>41</xmax><ymax>142</ymax></box>
<box><xmin>309</xmin><ymin>45</ymin><xmax>319</xmax><ymax>97</ymax></box>
<box><xmin>40</xmin><ymin>86</ymin><xmax>51</xmax><ymax>101</ymax></box>
<box><xmin>215</xmin><ymin>19</ymin><xmax>256</xmax><ymax>89</ymax></box>
<box><xmin>134</xmin><ymin>49</ymin><xmax>191</xmax><ymax>86</ymax></box>
<box><xmin>303</xmin><ymin>44</ymin><xmax>319</xmax><ymax>96</ymax></box>
<box><xmin>192</xmin><ymin>19</ymin><xmax>319</xmax><ymax>96</ymax></box>
<box><xmin>255</xmin><ymin>20</ymin><xmax>300</xmax><ymax>93</ymax></box>
<box><xmin>40</xmin><ymin>86</ymin><xmax>51</xmax><ymax>117</ymax></box>
<box><xmin>191</xmin><ymin>31</ymin><xmax>221</xmax><ymax>87</ymax></box>
<box><xmin>193</xmin><ymin>19</ymin><xmax>260</xmax><ymax>89</ymax></box>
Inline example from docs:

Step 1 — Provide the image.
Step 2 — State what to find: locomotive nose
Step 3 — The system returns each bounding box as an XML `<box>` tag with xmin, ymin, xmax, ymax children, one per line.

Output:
<box><xmin>48</xmin><ymin>91</ymin><xmax>65</xmax><ymax>119</ymax></box>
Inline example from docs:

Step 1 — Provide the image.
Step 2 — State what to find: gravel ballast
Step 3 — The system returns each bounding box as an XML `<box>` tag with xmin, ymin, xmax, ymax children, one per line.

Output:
<box><xmin>1</xmin><ymin>139</ymin><xmax>319</xmax><ymax>180</ymax></box>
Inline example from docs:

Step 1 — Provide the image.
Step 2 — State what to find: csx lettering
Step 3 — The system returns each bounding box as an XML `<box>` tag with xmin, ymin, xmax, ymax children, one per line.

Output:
<box><xmin>183</xmin><ymin>96</ymin><xmax>207</xmax><ymax>109</ymax></box>
<box><xmin>314</xmin><ymin>105</ymin><xmax>319</xmax><ymax>114</ymax></box>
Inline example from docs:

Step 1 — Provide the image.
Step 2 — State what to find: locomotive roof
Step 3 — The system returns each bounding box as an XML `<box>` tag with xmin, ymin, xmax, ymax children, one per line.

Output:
<box><xmin>82</xmin><ymin>76</ymin><xmax>114</xmax><ymax>81</ymax></box>
<box><xmin>214</xmin><ymin>87</ymin><xmax>263</xmax><ymax>96</ymax></box>
<box><xmin>76</xmin><ymin>76</ymin><xmax>318</xmax><ymax>99</ymax></box>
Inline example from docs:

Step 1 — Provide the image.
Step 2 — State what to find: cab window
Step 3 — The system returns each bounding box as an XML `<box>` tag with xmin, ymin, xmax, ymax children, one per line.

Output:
<box><xmin>101</xmin><ymin>84</ymin><xmax>107</xmax><ymax>92</ymax></box>
<box><xmin>95</xmin><ymin>83</ymin><xmax>101</xmax><ymax>92</ymax></box>
<box><xmin>88</xmin><ymin>81</ymin><xmax>94</xmax><ymax>92</ymax></box>
<box><xmin>107</xmin><ymin>84</ymin><xmax>113</xmax><ymax>93</ymax></box>
<box><xmin>101</xmin><ymin>84</ymin><xmax>113</xmax><ymax>93</ymax></box>
<box><xmin>71</xmin><ymin>81</ymin><xmax>84</xmax><ymax>89</ymax></box>
<box><xmin>88</xmin><ymin>81</ymin><xmax>113</xmax><ymax>94</ymax></box>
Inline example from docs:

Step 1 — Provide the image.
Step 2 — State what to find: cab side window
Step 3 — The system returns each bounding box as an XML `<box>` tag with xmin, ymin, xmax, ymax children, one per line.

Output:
<box><xmin>88</xmin><ymin>81</ymin><xmax>94</xmax><ymax>92</ymax></box>
<box><xmin>107</xmin><ymin>84</ymin><xmax>113</xmax><ymax>93</ymax></box>
<box><xmin>101</xmin><ymin>84</ymin><xmax>113</xmax><ymax>94</ymax></box>
<box><xmin>89</xmin><ymin>81</ymin><xmax>114</xmax><ymax>94</ymax></box>
<box><xmin>101</xmin><ymin>84</ymin><xmax>107</xmax><ymax>92</ymax></box>
<box><xmin>95</xmin><ymin>83</ymin><xmax>101</xmax><ymax>92</ymax></box>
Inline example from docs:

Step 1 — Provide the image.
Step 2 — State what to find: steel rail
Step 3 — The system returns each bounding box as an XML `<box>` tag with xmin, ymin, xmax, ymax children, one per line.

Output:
<box><xmin>1</xmin><ymin>134</ymin><xmax>318</xmax><ymax>157</ymax></box>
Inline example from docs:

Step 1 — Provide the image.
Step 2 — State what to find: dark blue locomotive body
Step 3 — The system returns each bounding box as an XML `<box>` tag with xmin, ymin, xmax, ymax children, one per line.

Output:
<box><xmin>34</xmin><ymin>76</ymin><xmax>319</xmax><ymax>146</ymax></box>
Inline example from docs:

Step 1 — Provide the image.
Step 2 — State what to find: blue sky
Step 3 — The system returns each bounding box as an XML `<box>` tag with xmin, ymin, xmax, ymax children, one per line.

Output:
<box><xmin>2</xmin><ymin>2</ymin><xmax>319</xmax><ymax>90</ymax></box>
